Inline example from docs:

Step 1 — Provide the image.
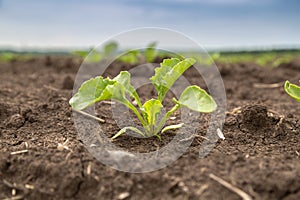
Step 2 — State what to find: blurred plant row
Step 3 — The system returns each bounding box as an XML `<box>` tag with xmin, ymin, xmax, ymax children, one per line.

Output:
<box><xmin>1</xmin><ymin>41</ymin><xmax>300</xmax><ymax>67</ymax></box>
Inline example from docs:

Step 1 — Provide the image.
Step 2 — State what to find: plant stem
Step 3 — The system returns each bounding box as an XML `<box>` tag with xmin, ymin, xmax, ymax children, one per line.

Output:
<box><xmin>146</xmin><ymin>124</ymin><xmax>155</xmax><ymax>137</ymax></box>
<box><xmin>154</xmin><ymin>104</ymin><xmax>180</xmax><ymax>135</ymax></box>
<box><xmin>121</xmin><ymin>100</ymin><xmax>149</xmax><ymax>132</ymax></box>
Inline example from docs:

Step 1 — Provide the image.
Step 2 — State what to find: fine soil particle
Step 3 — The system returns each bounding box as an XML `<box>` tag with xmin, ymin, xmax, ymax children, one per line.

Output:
<box><xmin>0</xmin><ymin>56</ymin><xmax>300</xmax><ymax>200</ymax></box>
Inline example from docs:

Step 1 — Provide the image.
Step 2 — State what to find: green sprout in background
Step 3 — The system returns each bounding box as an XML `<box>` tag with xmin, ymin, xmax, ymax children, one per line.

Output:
<box><xmin>103</xmin><ymin>41</ymin><xmax>118</xmax><ymax>56</ymax></box>
<box><xmin>117</xmin><ymin>41</ymin><xmax>158</xmax><ymax>64</ymax></box>
<box><xmin>72</xmin><ymin>41</ymin><xmax>159</xmax><ymax>64</ymax></box>
<box><xmin>71</xmin><ymin>41</ymin><xmax>119</xmax><ymax>63</ymax></box>
<box><xmin>117</xmin><ymin>50</ymin><xmax>140</xmax><ymax>65</ymax></box>
<box><xmin>0</xmin><ymin>52</ymin><xmax>34</xmax><ymax>63</ymax></box>
<box><xmin>144</xmin><ymin>42</ymin><xmax>157</xmax><ymax>63</ymax></box>
<box><xmin>69</xmin><ymin>57</ymin><xmax>217</xmax><ymax>140</ymax></box>
<box><xmin>0</xmin><ymin>52</ymin><xmax>16</xmax><ymax>62</ymax></box>
<box><xmin>71</xmin><ymin>41</ymin><xmax>178</xmax><ymax>65</ymax></box>
<box><xmin>209</xmin><ymin>50</ymin><xmax>300</xmax><ymax>67</ymax></box>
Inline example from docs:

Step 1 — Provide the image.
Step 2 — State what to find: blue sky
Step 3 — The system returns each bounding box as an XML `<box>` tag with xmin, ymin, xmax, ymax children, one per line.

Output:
<box><xmin>0</xmin><ymin>0</ymin><xmax>299</xmax><ymax>50</ymax></box>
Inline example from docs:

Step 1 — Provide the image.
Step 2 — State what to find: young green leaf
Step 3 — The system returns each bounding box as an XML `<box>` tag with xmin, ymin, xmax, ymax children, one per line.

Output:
<box><xmin>154</xmin><ymin>104</ymin><xmax>180</xmax><ymax>135</ymax></box>
<box><xmin>106</xmin><ymin>82</ymin><xmax>128</xmax><ymax>102</ymax></box>
<box><xmin>69</xmin><ymin>74</ymin><xmax>147</xmax><ymax>127</ymax></box>
<box><xmin>161</xmin><ymin>123</ymin><xmax>184</xmax><ymax>134</ymax></box>
<box><xmin>113</xmin><ymin>71</ymin><xmax>142</xmax><ymax>107</ymax></box>
<box><xmin>176</xmin><ymin>85</ymin><xmax>217</xmax><ymax>113</ymax></box>
<box><xmin>151</xmin><ymin>58</ymin><xmax>180</xmax><ymax>93</ymax></box>
<box><xmin>112</xmin><ymin>126</ymin><xmax>145</xmax><ymax>140</ymax></box>
<box><xmin>69</xmin><ymin>77</ymin><xmax>115</xmax><ymax>110</ymax></box>
<box><xmin>106</xmin><ymin>82</ymin><xmax>147</xmax><ymax>126</ymax></box>
<box><xmin>70</xmin><ymin>71</ymin><xmax>142</xmax><ymax>111</ymax></box>
<box><xmin>151</xmin><ymin>58</ymin><xmax>196</xmax><ymax>101</ymax></box>
<box><xmin>284</xmin><ymin>81</ymin><xmax>300</xmax><ymax>102</ymax></box>
<box><xmin>142</xmin><ymin>99</ymin><xmax>163</xmax><ymax>126</ymax></box>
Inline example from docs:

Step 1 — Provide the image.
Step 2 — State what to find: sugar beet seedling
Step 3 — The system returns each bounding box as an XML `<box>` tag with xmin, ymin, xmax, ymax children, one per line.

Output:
<box><xmin>69</xmin><ymin>58</ymin><xmax>217</xmax><ymax>140</ymax></box>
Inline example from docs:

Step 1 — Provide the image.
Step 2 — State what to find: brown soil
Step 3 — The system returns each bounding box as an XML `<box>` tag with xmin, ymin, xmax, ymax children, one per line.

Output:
<box><xmin>0</xmin><ymin>55</ymin><xmax>300</xmax><ymax>200</ymax></box>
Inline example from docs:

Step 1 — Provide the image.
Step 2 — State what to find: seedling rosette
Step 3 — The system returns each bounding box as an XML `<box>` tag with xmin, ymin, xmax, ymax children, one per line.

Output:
<box><xmin>69</xmin><ymin>58</ymin><xmax>217</xmax><ymax>140</ymax></box>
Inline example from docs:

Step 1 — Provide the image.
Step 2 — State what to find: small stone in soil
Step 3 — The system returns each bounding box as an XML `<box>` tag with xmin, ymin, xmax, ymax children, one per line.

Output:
<box><xmin>62</xmin><ymin>75</ymin><xmax>74</xmax><ymax>90</ymax></box>
<box><xmin>6</xmin><ymin>114</ymin><xmax>25</xmax><ymax>128</ymax></box>
<box><xmin>118</xmin><ymin>192</ymin><xmax>130</xmax><ymax>200</ymax></box>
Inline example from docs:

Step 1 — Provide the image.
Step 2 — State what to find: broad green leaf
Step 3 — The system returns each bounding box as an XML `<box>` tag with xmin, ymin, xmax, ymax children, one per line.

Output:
<box><xmin>113</xmin><ymin>71</ymin><xmax>142</xmax><ymax>107</ymax></box>
<box><xmin>69</xmin><ymin>75</ymin><xmax>132</xmax><ymax>111</ymax></box>
<box><xmin>142</xmin><ymin>99</ymin><xmax>163</xmax><ymax>125</ymax></box>
<box><xmin>285</xmin><ymin>81</ymin><xmax>300</xmax><ymax>102</ymax></box>
<box><xmin>161</xmin><ymin>123</ymin><xmax>184</xmax><ymax>134</ymax></box>
<box><xmin>177</xmin><ymin>85</ymin><xmax>217</xmax><ymax>113</ymax></box>
<box><xmin>70</xmin><ymin>76</ymin><xmax>147</xmax><ymax>127</ymax></box>
<box><xmin>112</xmin><ymin>126</ymin><xmax>145</xmax><ymax>140</ymax></box>
<box><xmin>144</xmin><ymin>42</ymin><xmax>157</xmax><ymax>62</ymax></box>
<box><xmin>150</xmin><ymin>58</ymin><xmax>196</xmax><ymax>101</ymax></box>
<box><xmin>69</xmin><ymin>77</ymin><xmax>115</xmax><ymax>110</ymax></box>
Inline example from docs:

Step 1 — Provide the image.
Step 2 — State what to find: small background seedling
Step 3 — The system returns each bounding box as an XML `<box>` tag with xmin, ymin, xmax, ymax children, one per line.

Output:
<box><xmin>71</xmin><ymin>41</ymin><xmax>119</xmax><ymax>63</ymax></box>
